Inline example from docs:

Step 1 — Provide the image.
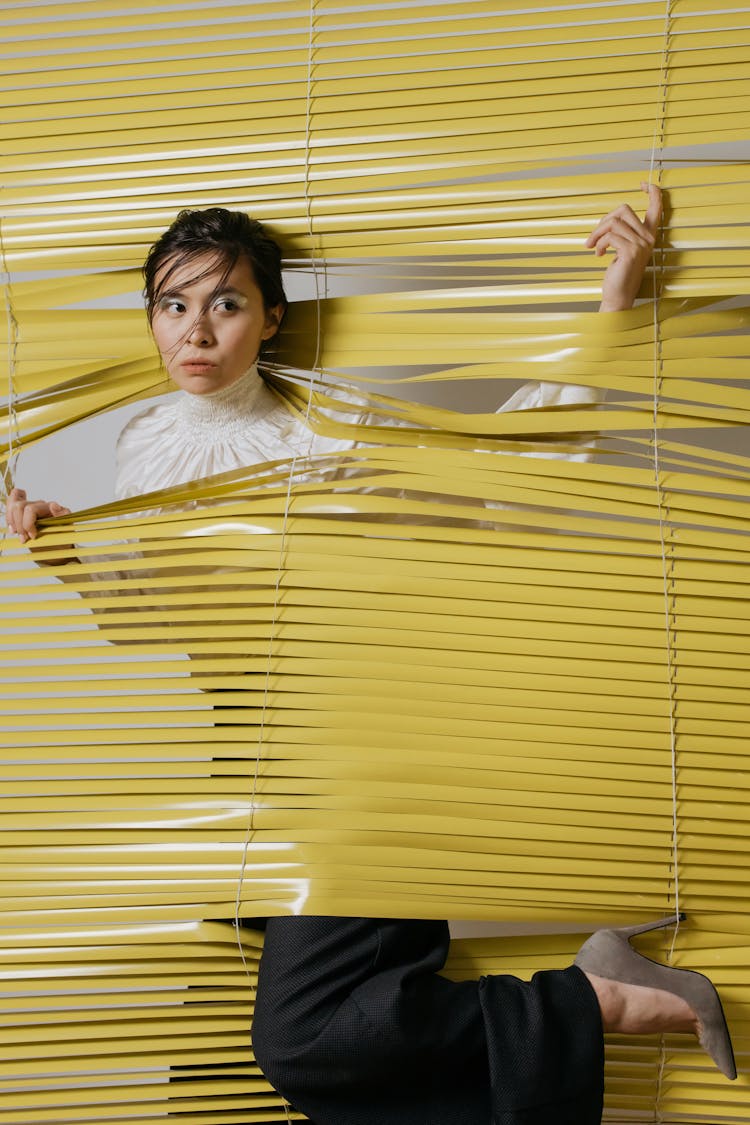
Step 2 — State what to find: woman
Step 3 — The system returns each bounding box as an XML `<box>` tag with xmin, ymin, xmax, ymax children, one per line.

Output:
<box><xmin>6</xmin><ymin>190</ymin><xmax>736</xmax><ymax>1125</ymax></box>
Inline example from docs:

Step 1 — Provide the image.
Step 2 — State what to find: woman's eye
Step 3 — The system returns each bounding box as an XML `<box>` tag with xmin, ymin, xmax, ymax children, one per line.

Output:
<box><xmin>215</xmin><ymin>297</ymin><xmax>238</xmax><ymax>312</ymax></box>
<box><xmin>157</xmin><ymin>298</ymin><xmax>186</xmax><ymax>315</ymax></box>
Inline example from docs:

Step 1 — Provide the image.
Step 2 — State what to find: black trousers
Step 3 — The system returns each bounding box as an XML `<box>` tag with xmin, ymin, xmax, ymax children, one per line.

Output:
<box><xmin>252</xmin><ymin>916</ymin><xmax>604</xmax><ymax>1125</ymax></box>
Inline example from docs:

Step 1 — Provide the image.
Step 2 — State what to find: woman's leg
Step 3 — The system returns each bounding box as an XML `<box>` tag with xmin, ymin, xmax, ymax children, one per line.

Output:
<box><xmin>252</xmin><ymin>916</ymin><xmax>603</xmax><ymax>1125</ymax></box>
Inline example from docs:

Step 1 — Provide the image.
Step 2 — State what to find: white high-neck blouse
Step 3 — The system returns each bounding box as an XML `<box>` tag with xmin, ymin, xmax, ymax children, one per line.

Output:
<box><xmin>115</xmin><ymin>363</ymin><xmax>367</xmax><ymax>500</ymax></box>
<box><xmin>115</xmin><ymin>364</ymin><xmax>601</xmax><ymax>500</ymax></box>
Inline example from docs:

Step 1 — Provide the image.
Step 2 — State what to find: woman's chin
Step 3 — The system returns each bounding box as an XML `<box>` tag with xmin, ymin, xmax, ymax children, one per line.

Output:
<box><xmin>171</xmin><ymin>368</ymin><xmax>243</xmax><ymax>395</ymax></box>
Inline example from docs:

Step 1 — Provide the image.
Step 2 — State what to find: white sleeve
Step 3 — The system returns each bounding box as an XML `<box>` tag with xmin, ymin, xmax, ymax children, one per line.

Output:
<box><xmin>495</xmin><ymin>379</ymin><xmax>602</xmax><ymax>414</ymax></box>
<box><xmin>492</xmin><ymin>379</ymin><xmax>604</xmax><ymax>462</ymax></box>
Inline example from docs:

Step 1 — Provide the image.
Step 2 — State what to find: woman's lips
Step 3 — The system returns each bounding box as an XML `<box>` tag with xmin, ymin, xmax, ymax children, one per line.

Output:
<box><xmin>181</xmin><ymin>360</ymin><xmax>217</xmax><ymax>373</ymax></box>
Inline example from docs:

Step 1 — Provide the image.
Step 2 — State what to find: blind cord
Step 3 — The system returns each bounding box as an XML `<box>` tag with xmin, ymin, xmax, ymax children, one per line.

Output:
<box><xmin>233</xmin><ymin>4</ymin><xmax>321</xmax><ymax>1120</ymax></box>
<box><xmin>649</xmin><ymin>0</ymin><xmax>680</xmax><ymax>948</ymax></box>
<box><xmin>650</xmin><ymin>2</ymin><xmax>678</xmax><ymax>1120</ymax></box>
<box><xmin>1</xmin><ymin>218</ymin><xmax>19</xmax><ymax>502</ymax></box>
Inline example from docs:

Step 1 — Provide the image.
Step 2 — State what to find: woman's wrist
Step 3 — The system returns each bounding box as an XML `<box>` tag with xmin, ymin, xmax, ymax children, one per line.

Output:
<box><xmin>598</xmin><ymin>297</ymin><xmax>634</xmax><ymax>312</ymax></box>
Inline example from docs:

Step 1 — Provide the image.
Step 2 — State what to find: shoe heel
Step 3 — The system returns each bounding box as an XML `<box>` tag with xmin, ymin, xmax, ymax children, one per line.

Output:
<box><xmin>615</xmin><ymin>911</ymin><xmax>686</xmax><ymax>941</ymax></box>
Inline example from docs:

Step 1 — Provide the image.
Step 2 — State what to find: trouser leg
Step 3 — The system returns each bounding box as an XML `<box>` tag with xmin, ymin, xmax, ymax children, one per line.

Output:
<box><xmin>480</xmin><ymin>962</ymin><xmax>604</xmax><ymax>1124</ymax></box>
<box><xmin>252</xmin><ymin>916</ymin><xmax>603</xmax><ymax>1125</ymax></box>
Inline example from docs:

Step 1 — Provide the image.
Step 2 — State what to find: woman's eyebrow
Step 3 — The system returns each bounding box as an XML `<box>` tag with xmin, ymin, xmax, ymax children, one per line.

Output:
<box><xmin>213</xmin><ymin>286</ymin><xmax>246</xmax><ymax>299</ymax></box>
<box><xmin>159</xmin><ymin>284</ymin><xmax>245</xmax><ymax>301</ymax></box>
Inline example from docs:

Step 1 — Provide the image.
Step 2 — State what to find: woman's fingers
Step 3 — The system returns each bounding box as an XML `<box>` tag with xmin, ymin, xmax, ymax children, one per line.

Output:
<box><xmin>20</xmin><ymin>502</ymin><xmax>48</xmax><ymax>542</ymax></box>
<box><xmin>641</xmin><ymin>181</ymin><xmax>663</xmax><ymax>236</ymax></box>
<box><xmin>5</xmin><ymin>487</ymin><xmax>27</xmax><ymax>534</ymax></box>
<box><xmin>592</xmin><ymin>233</ymin><xmax>635</xmax><ymax>260</ymax></box>
<box><xmin>591</xmin><ymin>219</ymin><xmax>651</xmax><ymax>255</ymax></box>
<box><xmin>586</xmin><ymin>208</ymin><xmax>655</xmax><ymax>252</ymax></box>
<box><xmin>586</xmin><ymin>205</ymin><xmax>645</xmax><ymax>247</ymax></box>
<box><xmin>585</xmin><ymin>184</ymin><xmax>662</xmax><ymax>248</ymax></box>
<box><xmin>5</xmin><ymin>490</ymin><xmax>70</xmax><ymax>543</ymax></box>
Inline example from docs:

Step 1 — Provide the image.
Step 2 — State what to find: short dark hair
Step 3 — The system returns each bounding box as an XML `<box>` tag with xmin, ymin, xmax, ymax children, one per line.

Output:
<box><xmin>143</xmin><ymin>208</ymin><xmax>288</xmax><ymax>329</ymax></box>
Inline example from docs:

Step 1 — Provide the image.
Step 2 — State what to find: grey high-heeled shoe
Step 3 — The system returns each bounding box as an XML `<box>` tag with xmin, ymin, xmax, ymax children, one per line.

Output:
<box><xmin>574</xmin><ymin>913</ymin><xmax>737</xmax><ymax>1080</ymax></box>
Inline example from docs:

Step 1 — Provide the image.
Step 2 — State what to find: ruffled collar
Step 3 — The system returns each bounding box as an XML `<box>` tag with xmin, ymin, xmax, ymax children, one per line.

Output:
<box><xmin>173</xmin><ymin>364</ymin><xmax>271</xmax><ymax>440</ymax></box>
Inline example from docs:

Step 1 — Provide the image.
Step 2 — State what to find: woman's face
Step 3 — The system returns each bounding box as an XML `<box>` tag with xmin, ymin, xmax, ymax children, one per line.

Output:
<box><xmin>150</xmin><ymin>251</ymin><xmax>283</xmax><ymax>395</ymax></box>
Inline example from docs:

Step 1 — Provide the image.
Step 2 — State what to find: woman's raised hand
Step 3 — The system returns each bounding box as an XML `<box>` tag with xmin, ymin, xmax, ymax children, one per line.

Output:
<box><xmin>5</xmin><ymin>487</ymin><xmax>71</xmax><ymax>545</ymax></box>
<box><xmin>586</xmin><ymin>182</ymin><xmax>663</xmax><ymax>312</ymax></box>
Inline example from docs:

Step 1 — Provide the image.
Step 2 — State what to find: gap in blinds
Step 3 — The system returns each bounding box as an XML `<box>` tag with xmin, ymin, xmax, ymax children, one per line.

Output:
<box><xmin>1</xmin><ymin>0</ymin><xmax>749</xmax><ymax>1121</ymax></box>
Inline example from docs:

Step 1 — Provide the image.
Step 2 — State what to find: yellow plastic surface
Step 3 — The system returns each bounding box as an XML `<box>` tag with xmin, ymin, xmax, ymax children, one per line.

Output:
<box><xmin>2</xmin><ymin>0</ymin><xmax>749</xmax><ymax>1121</ymax></box>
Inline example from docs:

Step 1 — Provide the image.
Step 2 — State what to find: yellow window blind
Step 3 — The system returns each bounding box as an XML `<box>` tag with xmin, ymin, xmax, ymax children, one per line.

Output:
<box><xmin>1</xmin><ymin>1</ymin><xmax>749</xmax><ymax>1121</ymax></box>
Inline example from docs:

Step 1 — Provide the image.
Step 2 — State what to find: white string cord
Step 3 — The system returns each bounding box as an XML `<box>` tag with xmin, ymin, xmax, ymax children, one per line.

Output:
<box><xmin>649</xmin><ymin>0</ymin><xmax>680</xmax><ymax>946</ymax></box>
<box><xmin>649</xmin><ymin>2</ymin><xmax>677</xmax><ymax>1119</ymax></box>
<box><xmin>1</xmin><ymin>218</ymin><xmax>20</xmax><ymax>504</ymax></box>
<box><xmin>232</xmin><ymin>3</ymin><xmax>321</xmax><ymax>1118</ymax></box>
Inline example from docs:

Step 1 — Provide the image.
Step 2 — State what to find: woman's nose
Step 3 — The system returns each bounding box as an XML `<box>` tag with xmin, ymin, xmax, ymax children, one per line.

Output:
<box><xmin>187</xmin><ymin>315</ymin><xmax>215</xmax><ymax>346</ymax></box>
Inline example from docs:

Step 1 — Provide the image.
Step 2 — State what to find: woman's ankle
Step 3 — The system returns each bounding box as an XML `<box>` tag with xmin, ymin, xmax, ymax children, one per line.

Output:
<box><xmin>584</xmin><ymin>971</ymin><xmax>698</xmax><ymax>1036</ymax></box>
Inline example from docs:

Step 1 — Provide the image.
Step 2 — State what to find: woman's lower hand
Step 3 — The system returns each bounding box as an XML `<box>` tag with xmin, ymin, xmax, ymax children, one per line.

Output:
<box><xmin>587</xmin><ymin>183</ymin><xmax>663</xmax><ymax>312</ymax></box>
<box><xmin>5</xmin><ymin>487</ymin><xmax>72</xmax><ymax>545</ymax></box>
